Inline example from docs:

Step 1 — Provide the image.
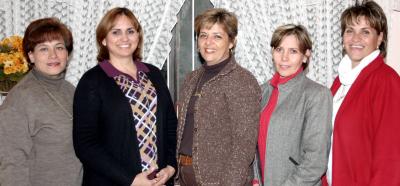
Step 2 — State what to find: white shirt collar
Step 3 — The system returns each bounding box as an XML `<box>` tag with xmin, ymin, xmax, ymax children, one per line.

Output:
<box><xmin>338</xmin><ymin>50</ymin><xmax>380</xmax><ymax>85</ymax></box>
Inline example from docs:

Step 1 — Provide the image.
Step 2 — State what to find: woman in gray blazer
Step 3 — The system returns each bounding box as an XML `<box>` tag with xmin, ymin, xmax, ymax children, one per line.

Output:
<box><xmin>253</xmin><ymin>24</ymin><xmax>332</xmax><ymax>186</ymax></box>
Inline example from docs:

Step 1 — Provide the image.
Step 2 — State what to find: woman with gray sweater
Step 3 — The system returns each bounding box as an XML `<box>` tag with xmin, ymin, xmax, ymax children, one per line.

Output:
<box><xmin>253</xmin><ymin>24</ymin><xmax>332</xmax><ymax>186</ymax></box>
<box><xmin>0</xmin><ymin>18</ymin><xmax>82</xmax><ymax>186</ymax></box>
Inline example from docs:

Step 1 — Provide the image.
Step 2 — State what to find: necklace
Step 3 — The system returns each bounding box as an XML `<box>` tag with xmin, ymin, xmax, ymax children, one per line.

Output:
<box><xmin>33</xmin><ymin>75</ymin><xmax>73</xmax><ymax>120</ymax></box>
<box><xmin>44</xmin><ymin>86</ymin><xmax>73</xmax><ymax>120</ymax></box>
<box><xmin>193</xmin><ymin>71</ymin><xmax>205</xmax><ymax>97</ymax></box>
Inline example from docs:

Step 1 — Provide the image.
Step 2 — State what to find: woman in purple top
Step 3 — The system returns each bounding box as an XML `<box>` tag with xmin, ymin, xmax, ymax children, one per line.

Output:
<box><xmin>73</xmin><ymin>7</ymin><xmax>177</xmax><ymax>186</ymax></box>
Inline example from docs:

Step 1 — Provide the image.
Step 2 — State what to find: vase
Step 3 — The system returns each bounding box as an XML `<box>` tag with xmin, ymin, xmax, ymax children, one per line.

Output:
<box><xmin>0</xmin><ymin>79</ymin><xmax>18</xmax><ymax>93</ymax></box>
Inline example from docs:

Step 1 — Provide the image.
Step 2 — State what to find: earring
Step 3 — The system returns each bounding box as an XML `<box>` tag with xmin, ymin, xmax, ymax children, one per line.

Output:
<box><xmin>303</xmin><ymin>58</ymin><xmax>307</xmax><ymax>63</ymax></box>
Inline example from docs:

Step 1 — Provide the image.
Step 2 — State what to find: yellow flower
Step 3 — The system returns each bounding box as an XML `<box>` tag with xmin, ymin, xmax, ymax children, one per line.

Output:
<box><xmin>1</xmin><ymin>35</ymin><xmax>23</xmax><ymax>52</ymax></box>
<box><xmin>0</xmin><ymin>35</ymin><xmax>29</xmax><ymax>82</ymax></box>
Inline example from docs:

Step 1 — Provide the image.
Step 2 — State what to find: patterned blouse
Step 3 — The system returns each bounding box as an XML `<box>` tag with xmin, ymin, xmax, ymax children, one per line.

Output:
<box><xmin>100</xmin><ymin>60</ymin><xmax>158</xmax><ymax>171</ymax></box>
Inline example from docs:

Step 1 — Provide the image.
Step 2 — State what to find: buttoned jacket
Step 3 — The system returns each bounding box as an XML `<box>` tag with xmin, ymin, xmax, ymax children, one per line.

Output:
<box><xmin>176</xmin><ymin>57</ymin><xmax>261</xmax><ymax>185</ymax></box>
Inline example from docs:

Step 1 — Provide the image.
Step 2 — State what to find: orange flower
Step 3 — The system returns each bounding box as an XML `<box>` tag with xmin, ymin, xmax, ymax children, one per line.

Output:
<box><xmin>0</xmin><ymin>35</ymin><xmax>29</xmax><ymax>81</ymax></box>
<box><xmin>1</xmin><ymin>35</ymin><xmax>23</xmax><ymax>52</ymax></box>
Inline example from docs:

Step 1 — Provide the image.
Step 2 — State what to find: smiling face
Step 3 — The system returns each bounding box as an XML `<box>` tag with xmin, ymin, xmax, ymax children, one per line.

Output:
<box><xmin>272</xmin><ymin>35</ymin><xmax>309</xmax><ymax>77</ymax></box>
<box><xmin>197</xmin><ymin>23</ymin><xmax>234</xmax><ymax>66</ymax></box>
<box><xmin>343</xmin><ymin>16</ymin><xmax>383</xmax><ymax>68</ymax></box>
<box><xmin>28</xmin><ymin>39</ymin><xmax>68</xmax><ymax>76</ymax></box>
<box><xmin>102</xmin><ymin>15</ymin><xmax>139</xmax><ymax>61</ymax></box>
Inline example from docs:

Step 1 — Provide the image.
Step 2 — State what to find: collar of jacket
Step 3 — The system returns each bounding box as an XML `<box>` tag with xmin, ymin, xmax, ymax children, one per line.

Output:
<box><xmin>197</xmin><ymin>55</ymin><xmax>239</xmax><ymax>82</ymax></box>
<box><xmin>271</xmin><ymin>70</ymin><xmax>306</xmax><ymax>93</ymax></box>
<box><xmin>261</xmin><ymin>71</ymin><xmax>306</xmax><ymax>106</ymax></box>
<box><xmin>331</xmin><ymin>54</ymin><xmax>385</xmax><ymax>96</ymax></box>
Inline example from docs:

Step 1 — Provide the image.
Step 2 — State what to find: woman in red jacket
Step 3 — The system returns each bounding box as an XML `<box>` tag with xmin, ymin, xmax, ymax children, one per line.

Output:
<box><xmin>325</xmin><ymin>1</ymin><xmax>400</xmax><ymax>185</ymax></box>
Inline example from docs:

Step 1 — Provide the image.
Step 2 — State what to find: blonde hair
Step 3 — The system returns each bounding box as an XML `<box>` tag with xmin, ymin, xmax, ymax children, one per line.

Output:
<box><xmin>194</xmin><ymin>8</ymin><xmax>238</xmax><ymax>49</ymax></box>
<box><xmin>270</xmin><ymin>24</ymin><xmax>312</xmax><ymax>70</ymax></box>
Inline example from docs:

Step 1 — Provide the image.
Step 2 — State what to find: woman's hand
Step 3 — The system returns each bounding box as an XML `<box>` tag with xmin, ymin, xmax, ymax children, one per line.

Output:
<box><xmin>153</xmin><ymin>165</ymin><xmax>175</xmax><ymax>186</ymax></box>
<box><xmin>131</xmin><ymin>167</ymin><xmax>158</xmax><ymax>186</ymax></box>
<box><xmin>252</xmin><ymin>179</ymin><xmax>260</xmax><ymax>186</ymax></box>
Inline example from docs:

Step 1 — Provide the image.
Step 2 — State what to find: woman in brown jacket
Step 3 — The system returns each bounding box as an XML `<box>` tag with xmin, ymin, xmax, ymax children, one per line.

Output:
<box><xmin>176</xmin><ymin>8</ymin><xmax>261</xmax><ymax>186</ymax></box>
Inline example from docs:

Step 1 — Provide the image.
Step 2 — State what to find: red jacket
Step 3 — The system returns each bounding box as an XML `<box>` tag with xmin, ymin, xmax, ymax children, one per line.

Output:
<box><xmin>323</xmin><ymin>55</ymin><xmax>400</xmax><ymax>186</ymax></box>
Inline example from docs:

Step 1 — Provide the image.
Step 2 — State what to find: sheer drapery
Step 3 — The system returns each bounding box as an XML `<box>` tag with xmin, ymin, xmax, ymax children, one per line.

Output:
<box><xmin>210</xmin><ymin>0</ymin><xmax>354</xmax><ymax>86</ymax></box>
<box><xmin>2</xmin><ymin>0</ymin><xmax>396</xmax><ymax>90</ymax></box>
<box><xmin>0</xmin><ymin>0</ymin><xmax>185</xmax><ymax>85</ymax></box>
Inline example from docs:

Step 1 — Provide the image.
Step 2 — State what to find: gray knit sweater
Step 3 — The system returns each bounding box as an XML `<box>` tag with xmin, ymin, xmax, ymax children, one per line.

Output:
<box><xmin>0</xmin><ymin>69</ymin><xmax>82</xmax><ymax>186</ymax></box>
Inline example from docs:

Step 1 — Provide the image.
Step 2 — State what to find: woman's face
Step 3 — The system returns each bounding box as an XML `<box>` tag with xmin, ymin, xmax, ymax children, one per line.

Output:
<box><xmin>28</xmin><ymin>39</ymin><xmax>68</xmax><ymax>76</ymax></box>
<box><xmin>197</xmin><ymin>23</ymin><xmax>234</xmax><ymax>66</ymax></box>
<box><xmin>343</xmin><ymin>16</ymin><xmax>383</xmax><ymax>67</ymax></box>
<box><xmin>272</xmin><ymin>35</ymin><xmax>308</xmax><ymax>77</ymax></box>
<box><xmin>102</xmin><ymin>15</ymin><xmax>139</xmax><ymax>61</ymax></box>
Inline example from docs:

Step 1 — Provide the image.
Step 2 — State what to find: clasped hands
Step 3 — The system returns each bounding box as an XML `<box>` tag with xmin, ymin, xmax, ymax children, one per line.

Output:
<box><xmin>131</xmin><ymin>165</ymin><xmax>175</xmax><ymax>186</ymax></box>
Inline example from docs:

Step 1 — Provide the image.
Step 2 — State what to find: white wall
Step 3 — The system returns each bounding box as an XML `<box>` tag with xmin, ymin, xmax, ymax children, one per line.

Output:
<box><xmin>386</xmin><ymin>11</ymin><xmax>400</xmax><ymax>75</ymax></box>
<box><xmin>376</xmin><ymin>0</ymin><xmax>400</xmax><ymax>75</ymax></box>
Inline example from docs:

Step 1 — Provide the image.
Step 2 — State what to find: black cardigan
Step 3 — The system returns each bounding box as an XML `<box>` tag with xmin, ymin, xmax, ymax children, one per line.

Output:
<box><xmin>73</xmin><ymin>63</ymin><xmax>177</xmax><ymax>186</ymax></box>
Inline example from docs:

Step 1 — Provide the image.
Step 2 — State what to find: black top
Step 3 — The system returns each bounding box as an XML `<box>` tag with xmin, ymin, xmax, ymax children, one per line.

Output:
<box><xmin>73</xmin><ymin>62</ymin><xmax>177</xmax><ymax>186</ymax></box>
<box><xmin>179</xmin><ymin>57</ymin><xmax>230</xmax><ymax>156</ymax></box>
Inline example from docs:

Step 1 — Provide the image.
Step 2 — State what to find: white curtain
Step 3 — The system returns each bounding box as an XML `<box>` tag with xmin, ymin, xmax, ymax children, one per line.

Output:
<box><xmin>0</xmin><ymin>0</ymin><xmax>185</xmax><ymax>85</ymax></box>
<box><xmin>210</xmin><ymin>0</ymin><xmax>355</xmax><ymax>86</ymax></box>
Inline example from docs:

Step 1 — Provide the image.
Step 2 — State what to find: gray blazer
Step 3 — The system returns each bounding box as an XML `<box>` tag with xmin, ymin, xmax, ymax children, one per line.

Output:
<box><xmin>254</xmin><ymin>72</ymin><xmax>332</xmax><ymax>186</ymax></box>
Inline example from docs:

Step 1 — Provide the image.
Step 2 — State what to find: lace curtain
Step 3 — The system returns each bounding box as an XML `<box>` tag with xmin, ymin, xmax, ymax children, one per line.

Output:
<box><xmin>210</xmin><ymin>0</ymin><xmax>355</xmax><ymax>86</ymax></box>
<box><xmin>0</xmin><ymin>0</ymin><xmax>185</xmax><ymax>86</ymax></box>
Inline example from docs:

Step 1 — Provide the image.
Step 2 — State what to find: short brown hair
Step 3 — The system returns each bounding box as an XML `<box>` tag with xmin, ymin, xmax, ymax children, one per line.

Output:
<box><xmin>194</xmin><ymin>8</ymin><xmax>238</xmax><ymax>48</ymax></box>
<box><xmin>340</xmin><ymin>0</ymin><xmax>388</xmax><ymax>57</ymax></box>
<box><xmin>22</xmin><ymin>17</ymin><xmax>73</xmax><ymax>64</ymax></box>
<box><xmin>270</xmin><ymin>24</ymin><xmax>312</xmax><ymax>70</ymax></box>
<box><xmin>96</xmin><ymin>7</ymin><xmax>143</xmax><ymax>62</ymax></box>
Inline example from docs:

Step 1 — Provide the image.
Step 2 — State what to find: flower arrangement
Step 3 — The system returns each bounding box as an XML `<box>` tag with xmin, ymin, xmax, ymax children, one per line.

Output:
<box><xmin>0</xmin><ymin>35</ymin><xmax>29</xmax><ymax>92</ymax></box>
